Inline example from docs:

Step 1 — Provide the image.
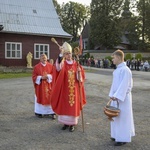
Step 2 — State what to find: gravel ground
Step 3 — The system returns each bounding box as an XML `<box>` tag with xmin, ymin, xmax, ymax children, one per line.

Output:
<box><xmin>0</xmin><ymin>67</ymin><xmax>150</xmax><ymax>150</ymax></box>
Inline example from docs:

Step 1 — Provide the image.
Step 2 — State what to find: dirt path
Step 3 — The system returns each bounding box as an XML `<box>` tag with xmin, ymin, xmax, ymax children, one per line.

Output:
<box><xmin>0</xmin><ymin>68</ymin><xmax>150</xmax><ymax>150</ymax></box>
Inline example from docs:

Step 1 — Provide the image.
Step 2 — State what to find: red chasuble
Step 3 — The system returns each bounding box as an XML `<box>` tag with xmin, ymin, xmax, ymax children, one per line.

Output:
<box><xmin>32</xmin><ymin>62</ymin><xmax>53</xmax><ymax>105</ymax></box>
<box><xmin>51</xmin><ymin>61</ymin><xmax>86</xmax><ymax>117</ymax></box>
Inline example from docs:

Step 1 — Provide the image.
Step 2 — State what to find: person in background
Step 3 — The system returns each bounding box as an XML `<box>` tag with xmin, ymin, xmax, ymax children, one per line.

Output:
<box><xmin>136</xmin><ymin>59</ymin><xmax>141</xmax><ymax>71</ymax></box>
<box><xmin>143</xmin><ymin>60</ymin><xmax>149</xmax><ymax>71</ymax></box>
<box><xmin>49</xmin><ymin>59</ymin><xmax>54</xmax><ymax>65</ymax></box>
<box><xmin>32</xmin><ymin>54</ymin><xmax>56</xmax><ymax>119</ymax></box>
<box><xmin>109</xmin><ymin>50</ymin><xmax>135</xmax><ymax>146</ymax></box>
<box><xmin>51</xmin><ymin>42</ymin><xmax>86</xmax><ymax>132</ymax></box>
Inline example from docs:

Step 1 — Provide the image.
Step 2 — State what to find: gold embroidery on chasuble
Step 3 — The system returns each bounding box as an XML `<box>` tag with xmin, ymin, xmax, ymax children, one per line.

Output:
<box><xmin>43</xmin><ymin>71</ymin><xmax>49</xmax><ymax>98</ymax></box>
<box><xmin>43</xmin><ymin>71</ymin><xmax>47</xmax><ymax>77</ymax></box>
<box><xmin>68</xmin><ymin>69</ymin><xmax>75</xmax><ymax>106</ymax></box>
<box><xmin>45</xmin><ymin>83</ymin><xmax>49</xmax><ymax>98</ymax></box>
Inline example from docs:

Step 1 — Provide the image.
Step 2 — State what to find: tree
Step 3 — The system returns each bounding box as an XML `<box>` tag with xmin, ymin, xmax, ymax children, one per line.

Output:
<box><xmin>137</xmin><ymin>0</ymin><xmax>150</xmax><ymax>51</ymax></box>
<box><xmin>120</xmin><ymin>0</ymin><xmax>139</xmax><ymax>50</ymax></box>
<box><xmin>89</xmin><ymin>0</ymin><xmax>124</xmax><ymax>49</ymax></box>
<box><xmin>59</xmin><ymin>2</ymin><xmax>90</xmax><ymax>42</ymax></box>
<box><xmin>121</xmin><ymin>0</ymin><xmax>132</xmax><ymax>19</ymax></box>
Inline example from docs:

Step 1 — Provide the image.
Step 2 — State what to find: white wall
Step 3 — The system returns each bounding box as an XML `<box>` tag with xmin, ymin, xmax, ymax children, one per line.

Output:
<box><xmin>89</xmin><ymin>52</ymin><xmax>150</xmax><ymax>59</ymax></box>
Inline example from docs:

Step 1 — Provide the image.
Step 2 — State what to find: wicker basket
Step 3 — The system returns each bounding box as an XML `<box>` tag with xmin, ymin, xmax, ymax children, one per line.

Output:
<box><xmin>104</xmin><ymin>99</ymin><xmax>120</xmax><ymax>121</ymax></box>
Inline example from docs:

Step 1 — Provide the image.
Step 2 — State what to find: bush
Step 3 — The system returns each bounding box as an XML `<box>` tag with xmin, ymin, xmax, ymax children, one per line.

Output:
<box><xmin>105</xmin><ymin>56</ymin><xmax>112</xmax><ymax>61</ymax></box>
<box><xmin>84</xmin><ymin>52</ymin><xmax>90</xmax><ymax>59</ymax></box>
<box><xmin>90</xmin><ymin>55</ymin><xmax>94</xmax><ymax>59</ymax></box>
<box><xmin>135</xmin><ymin>53</ymin><xmax>142</xmax><ymax>60</ymax></box>
<box><xmin>125</xmin><ymin>53</ymin><xmax>132</xmax><ymax>60</ymax></box>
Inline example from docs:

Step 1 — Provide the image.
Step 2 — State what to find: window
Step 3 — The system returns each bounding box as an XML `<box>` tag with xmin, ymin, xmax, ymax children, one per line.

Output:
<box><xmin>33</xmin><ymin>9</ymin><xmax>37</xmax><ymax>14</ymax></box>
<box><xmin>34</xmin><ymin>44</ymin><xmax>49</xmax><ymax>59</ymax></box>
<box><xmin>5</xmin><ymin>42</ymin><xmax>22</xmax><ymax>59</ymax></box>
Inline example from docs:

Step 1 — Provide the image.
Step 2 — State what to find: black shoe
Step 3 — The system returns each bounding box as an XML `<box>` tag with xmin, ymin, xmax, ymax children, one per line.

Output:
<box><xmin>43</xmin><ymin>114</ymin><xmax>51</xmax><ymax>118</ymax></box>
<box><xmin>51</xmin><ymin>114</ymin><xmax>56</xmax><ymax>120</ymax></box>
<box><xmin>35</xmin><ymin>113</ymin><xmax>43</xmax><ymax>118</ymax></box>
<box><xmin>69</xmin><ymin>125</ymin><xmax>75</xmax><ymax>132</ymax></box>
<box><xmin>110</xmin><ymin>138</ymin><xmax>115</xmax><ymax>141</ymax></box>
<box><xmin>61</xmin><ymin>125</ymin><xmax>69</xmax><ymax>130</ymax></box>
<box><xmin>114</xmin><ymin>142</ymin><xmax>126</xmax><ymax>146</ymax></box>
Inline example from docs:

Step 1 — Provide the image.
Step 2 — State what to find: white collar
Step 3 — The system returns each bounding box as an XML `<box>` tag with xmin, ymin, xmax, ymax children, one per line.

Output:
<box><xmin>41</xmin><ymin>62</ymin><xmax>46</xmax><ymax>66</ymax></box>
<box><xmin>117</xmin><ymin>62</ymin><xmax>126</xmax><ymax>68</ymax></box>
<box><xmin>66</xmin><ymin>60</ymin><xmax>73</xmax><ymax>64</ymax></box>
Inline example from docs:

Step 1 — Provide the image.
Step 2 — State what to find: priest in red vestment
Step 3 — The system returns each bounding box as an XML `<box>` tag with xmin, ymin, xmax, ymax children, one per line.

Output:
<box><xmin>32</xmin><ymin>54</ymin><xmax>56</xmax><ymax>119</ymax></box>
<box><xmin>51</xmin><ymin>42</ymin><xmax>86</xmax><ymax>132</ymax></box>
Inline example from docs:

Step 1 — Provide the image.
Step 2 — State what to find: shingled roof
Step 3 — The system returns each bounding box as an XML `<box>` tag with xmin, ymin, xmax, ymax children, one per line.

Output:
<box><xmin>0</xmin><ymin>0</ymin><xmax>72</xmax><ymax>38</ymax></box>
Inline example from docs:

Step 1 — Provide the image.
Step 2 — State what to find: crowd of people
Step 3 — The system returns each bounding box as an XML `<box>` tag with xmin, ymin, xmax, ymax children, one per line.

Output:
<box><xmin>126</xmin><ymin>59</ymin><xmax>150</xmax><ymax>71</ymax></box>
<box><xmin>80</xmin><ymin>58</ymin><xmax>113</xmax><ymax>68</ymax></box>
<box><xmin>31</xmin><ymin>43</ymin><xmax>135</xmax><ymax>146</ymax></box>
<box><xmin>80</xmin><ymin>57</ymin><xmax>150</xmax><ymax>71</ymax></box>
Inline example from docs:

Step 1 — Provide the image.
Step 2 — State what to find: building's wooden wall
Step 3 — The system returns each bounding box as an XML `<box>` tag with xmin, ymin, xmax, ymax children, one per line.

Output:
<box><xmin>0</xmin><ymin>33</ymin><xmax>63</xmax><ymax>67</ymax></box>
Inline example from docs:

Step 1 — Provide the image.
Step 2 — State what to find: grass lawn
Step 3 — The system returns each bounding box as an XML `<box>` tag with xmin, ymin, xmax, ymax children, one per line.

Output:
<box><xmin>0</xmin><ymin>72</ymin><xmax>32</xmax><ymax>79</ymax></box>
<box><xmin>0</xmin><ymin>69</ymin><xmax>93</xmax><ymax>79</ymax></box>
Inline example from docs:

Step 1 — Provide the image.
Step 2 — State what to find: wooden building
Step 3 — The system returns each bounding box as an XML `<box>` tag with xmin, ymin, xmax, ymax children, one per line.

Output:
<box><xmin>0</xmin><ymin>0</ymin><xmax>72</xmax><ymax>67</ymax></box>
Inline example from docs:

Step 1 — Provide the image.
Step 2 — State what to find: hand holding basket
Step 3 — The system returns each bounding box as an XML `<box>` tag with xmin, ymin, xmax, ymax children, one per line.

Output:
<box><xmin>104</xmin><ymin>99</ymin><xmax>120</xmax><ymax>121</ymax></box>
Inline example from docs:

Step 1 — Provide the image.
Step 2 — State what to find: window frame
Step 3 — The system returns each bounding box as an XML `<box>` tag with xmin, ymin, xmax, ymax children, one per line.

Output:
<box><xmin>5</xmin><ymin>42</ymin><xmax>22</xmax><ymax>59</ymax></box>
<box><xmin>34</xmin><ymin>43</ymin><xmax>49</xmax><ymax>59</ymax></box>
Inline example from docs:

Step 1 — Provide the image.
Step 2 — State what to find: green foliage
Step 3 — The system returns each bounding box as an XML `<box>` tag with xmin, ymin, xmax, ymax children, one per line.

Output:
<box><xmin>53</xmin><ymin>0</ymin><xmax>150</xmax><ymax>51</ymax></box>
<box><xmin>0</xmin><ymin>72</ymin><xmax>31</xmax><ymax>79</ymax></box>
<box><xmin>90</xmin><ymin>55</ymin><xmax>94</xmax><ymax>59</ymax></box>
<box><xmin>59</xmin><ymin>2</ymin><xmax>90</xmax><ymax>42</ymax></box>
<box><xmin>105</xmin><ymin>56</ymin><xmax>112</xmax><ymax>61</ymax></box>
<box><xmin>121</xmin><ymin>0</ymin><xmax>132</xmax><ymax>19</ymax></box>
<box><xmin>120</xmin><ymin>0</ymin><xmax>139</xmax><ymax>50</ymax></box>
<box><xmin>84</xmin><ymin>52</ymin><xmax>90</xmax><ymax>59</ymax></box>
<box><xmin>70</xmin><ymin>42</ymin><xmax>79</xmax><ymax>51</ymax></box>
<box><xmin>87</xmin><ymin>52</ymin><xmax>90</xmax><ymax>58</ymax></box>
<box><xmin>125</xmin><ymin>53</ymin><xmax>132</xmax><ymax>60</ymax></box>
<box><xmin>135</xmin><ymin>53</ymin><xmax>142</xmax><ymax>60</ymax></box>
<box><xmin>89</xmin><ymin>0</ymin><xmax>123</xmax><ymax>49</ymax></box>
<box><xmin>137</xmin><ymin>0</ymin><xmax>150</xmax><ymax>51</ymax></box>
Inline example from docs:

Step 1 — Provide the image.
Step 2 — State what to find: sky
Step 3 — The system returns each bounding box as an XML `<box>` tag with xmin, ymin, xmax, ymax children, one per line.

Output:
<box><xmin>57</xmin><ymin>0</ymin><xmax>91</xmax><ymax>6</ymax></box>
